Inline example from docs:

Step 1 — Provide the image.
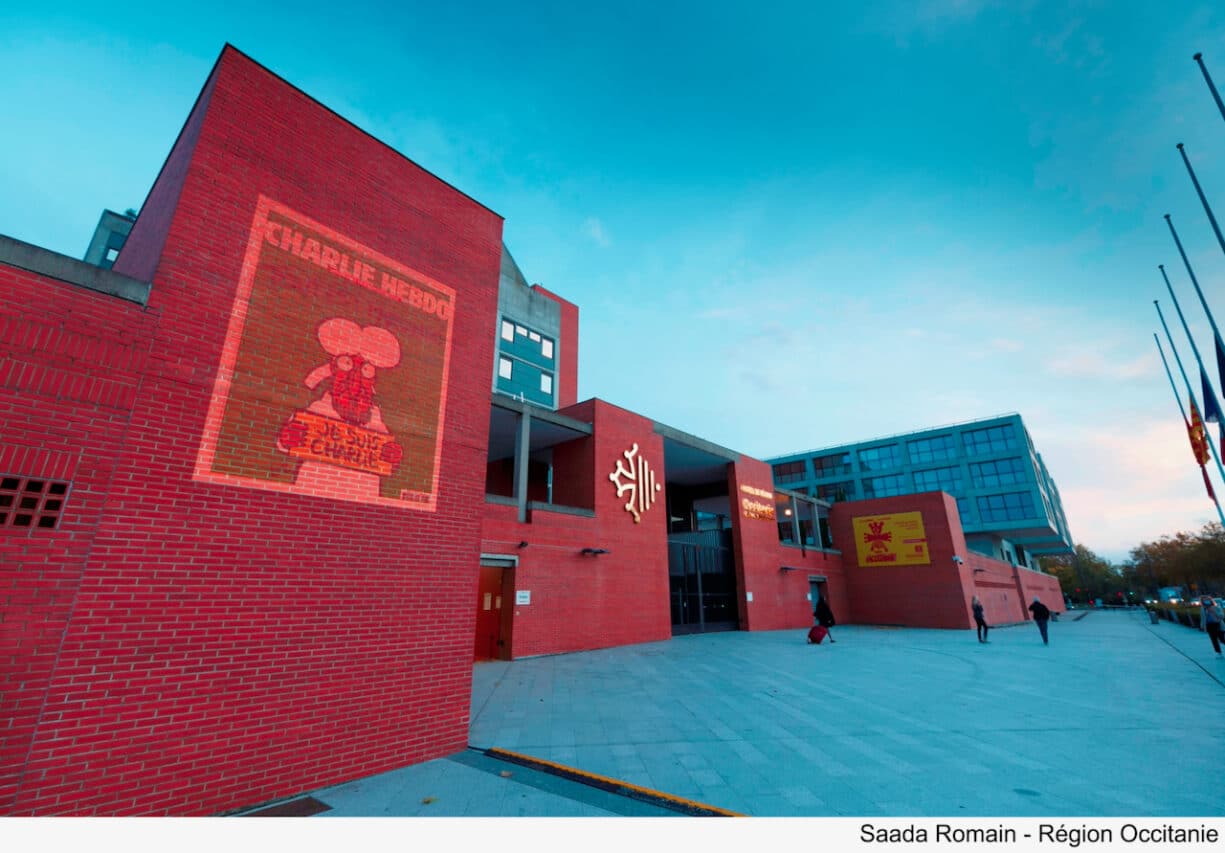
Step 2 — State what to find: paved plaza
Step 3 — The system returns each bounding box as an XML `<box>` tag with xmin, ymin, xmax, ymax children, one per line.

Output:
<box><xmin>299</xmin><ymin>609</ymin><xmax>1223</xmax><ymax>817</ymax></box>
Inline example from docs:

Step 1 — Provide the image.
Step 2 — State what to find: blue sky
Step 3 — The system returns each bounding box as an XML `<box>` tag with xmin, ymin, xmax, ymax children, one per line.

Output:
<box><xmin>4</xmin><ymin>1</ymin><xmax>1225</xmax><ymax>561</ymax></box>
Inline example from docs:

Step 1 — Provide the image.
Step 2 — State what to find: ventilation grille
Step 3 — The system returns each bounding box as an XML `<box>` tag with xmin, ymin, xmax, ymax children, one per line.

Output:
<box><xmin>0</xmin><ymin>475</ymin><xmax>70</xmax><ymax>530</ymax></box>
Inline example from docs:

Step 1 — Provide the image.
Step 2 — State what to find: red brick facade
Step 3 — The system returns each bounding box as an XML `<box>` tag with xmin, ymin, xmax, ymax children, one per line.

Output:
<box><xmin>3</xmin><ymin>47</ymin><xmax>502</xmax><ymax>816</ymax></box>
<box><xmin>829</xmin><ymin>491</ymin><xmax>1063</xmax><ymax>628</ymax></box>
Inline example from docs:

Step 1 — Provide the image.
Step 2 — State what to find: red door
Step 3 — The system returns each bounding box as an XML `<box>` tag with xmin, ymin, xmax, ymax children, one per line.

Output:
<box><xmin>474</xmin><ymin>566</ymin><xmax>503</xmax><ymax>661</ymax></box>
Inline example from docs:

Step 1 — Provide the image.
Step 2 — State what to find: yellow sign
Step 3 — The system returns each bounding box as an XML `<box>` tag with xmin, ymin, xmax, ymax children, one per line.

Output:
<box><xmin>852</xmin><ymin>512</ymin><xmax>930</xmax><ymax>566</ymax></box>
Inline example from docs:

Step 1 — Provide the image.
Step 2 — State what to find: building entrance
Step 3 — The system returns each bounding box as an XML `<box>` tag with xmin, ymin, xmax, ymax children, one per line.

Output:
<box><xmin>668</xmin><ymin>529</ymin><xmax>739</xmax><ymax>634</ymax></box>
<box><xmin>809</xmin><ymin>577</ymin><xmax>831</xmax><ymax>623</ymax></box>
<box><xmin>475</xmin><ymin>559</ymin><xmax>515</xmax><ymax>661</ymax></box>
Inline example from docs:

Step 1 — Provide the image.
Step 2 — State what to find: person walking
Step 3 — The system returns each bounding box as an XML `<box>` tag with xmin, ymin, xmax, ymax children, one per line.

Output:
<box><xmin>814</xmin><ymin>595</ymin><xmax>837</xmax><ymax>643</ymax></box>
<box><xmin>1028</xmin><ymin>596</ymin><xmax>1051</xmax><ymax>646</ymax></box>
<box><xmin>972</xmin><ymin>595</ymin><xmax>989</xmax><ymax>643</ymax></box>
<box><xmin>1201</xmin><ymin>596</ymin><xmax>1224</xmax><ymax>657</ymax></box>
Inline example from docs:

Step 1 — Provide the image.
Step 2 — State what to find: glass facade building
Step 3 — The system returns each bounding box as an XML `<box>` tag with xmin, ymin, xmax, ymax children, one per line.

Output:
<box><xmin>765</xmin><ymin>414</ymin><xmax>1073</xmax><ymax>567</ymax></box>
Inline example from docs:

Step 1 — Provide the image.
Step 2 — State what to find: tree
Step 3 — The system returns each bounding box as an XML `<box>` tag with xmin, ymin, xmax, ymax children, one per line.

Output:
<box><xmin>1044</xmin><ymin>544</ymin><xmax>1122</xmax><ymax>603</ymax></box>
<box><xmin>1121</xmin><ymin>523</ymin><xmax>1225</xmax><ymax>599</ymax></box>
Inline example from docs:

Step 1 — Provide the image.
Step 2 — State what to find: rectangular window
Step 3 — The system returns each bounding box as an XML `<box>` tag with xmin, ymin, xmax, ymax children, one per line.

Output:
<box><xmin>772</xmin><ymin>460</ymin><xmax>806</xmax><ymax>484</ymax></box>
<box><xmin>775</xmin><ymin>493</ymin><xmax>796</xmax><ymax>544</ymax></box>
<box><xmin>812</xmin><ymin>452</ymin><xmax>852</xmax><ymax>477</ymax></box>
<box><xmin>912</xmin><ymin>465</ymin><xmax>963</xmax><ymax>493</ymax></box>
<box><xmin>955</xmin><ymin>496</ymin><xmax>972</xmax><ymax>523</ymax></box>
<box><xmin>975</xmin><ymin>491</ymin><xmax>1036</xmax><ymax>523</ymax></box>
<box><xmin>816</xmin><ymin>481</ymin><xmax>855</xmax><ymax>501</ymax></box>
<box><xmin>541</xmin><ymin>338</ymin><xmax>554</xmax><ymax>359</ymax></box>
<box><xmin>969</xmin><ymin>457</ymin><xmax>1026</xmax><ymax>488</ymax></box>
<box><xmin>907</xmin><ymin>434</ymin><xmax>958</xmax><ymax>464</ymax></box>
<box><xmin>498</xmin><ymin>357</ymin><xmax>513</xmax><ymax>379</ymax></box>
<box><xmin>501</xmin><ymin>320</ymin><xmax>515</xmax><ymax>342</ymax></box>
<box><xmin>863</xmin><ymin>473</ymin><xmax>907</xmax><ymax>498</ymax></box>
<box><xmin>858</xmin><ymin>444</ymin><xmax>900</xmax><ymax>472</ymax></box>
<box><xmin>0</xmin><ymin>476</ymin><xmax>70</xmax><ymax>530</ymax></box>
<box><xmin>962</xmin><ymin>424</ymin><xmax>1018</xmax><ymax>456</ymax></box>
<box><xmin>540</xmin><ymin>373</ymin><xmax>553</xmax><ymax>394</ymax></box>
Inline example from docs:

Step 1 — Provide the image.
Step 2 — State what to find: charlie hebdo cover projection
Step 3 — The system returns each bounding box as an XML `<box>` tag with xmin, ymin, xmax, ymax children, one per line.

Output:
<box><xmin>195</xmin><ymin>195</ymin><xmax>456</xmax><ymax>511</ymax></box>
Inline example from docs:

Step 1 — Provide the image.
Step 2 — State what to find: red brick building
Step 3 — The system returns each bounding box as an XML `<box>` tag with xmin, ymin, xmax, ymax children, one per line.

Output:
<box><xmin>1</xmin><ymin>46</ymin><xmax>1062</xmax><ymax>816</ymax></box>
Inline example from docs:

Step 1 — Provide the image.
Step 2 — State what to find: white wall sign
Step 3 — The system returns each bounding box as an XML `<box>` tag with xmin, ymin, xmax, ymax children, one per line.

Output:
<box><xmin>515</xmin><ymin>590</ymin><xmax>531</xmax><ymax>605</ymax></box>
<box><xmin>746</xmin><ymin>591</ymin><xmax>753</xmax><ymax>602</ymax></box>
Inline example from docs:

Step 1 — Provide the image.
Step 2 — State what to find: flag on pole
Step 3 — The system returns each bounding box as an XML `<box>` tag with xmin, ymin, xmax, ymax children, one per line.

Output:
<box><xmin>1201</xmin><ymin>365</ymin><xmax>1224</xmax><ymax>435</ymax></box>
<box><xmin>1188</xmin><ymin>397</ymin><xmax>1216</xmax><ymax>499</ymax></box>
<box><xmin>1215</xmin><ymin>337</ymin><xmax>1225</xmax><ymax>433</ymax></box>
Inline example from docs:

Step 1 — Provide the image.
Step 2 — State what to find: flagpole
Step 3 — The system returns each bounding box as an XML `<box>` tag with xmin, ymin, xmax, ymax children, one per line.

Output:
<box><xmin>1156</xmin><ymin>303</ymin><xmax>1225</xmax><ymax>527</ymax></box>
<box><xmin>1193</xmin><ymin>53</ymin><xmax>1225</xmax><ymax>125</ymax></box>
<box><xmin>1155</xmin><ymin>333</ymin><xmax>1190</xmax><ymax>421</ymax></box>
<box><xmin>1159</xmin><ymin>240</ymin><xmax>1225</xmax><ymax>432</ymax></box>
<box><xmin>1155</xmin><ymin>295</ymin><xmax>1225</xmax><ymax>490</ymax></box>
<box><xmin>1176</xmin><ymin>145</ymin><xmax>1225</xmax><ymax>261</ymax></box>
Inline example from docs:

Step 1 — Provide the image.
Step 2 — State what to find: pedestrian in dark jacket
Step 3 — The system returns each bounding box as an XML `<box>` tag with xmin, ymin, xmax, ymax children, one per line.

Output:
<box><xmin>814</xmin><ymin>597</ymin><xmax>837</xmax><ymax>643</ymax></box>
<box><xmin>972</xmin><ymin>595</ymin><xmax>989</xmax><ymax>643</ymax></box>
<box><xmin>1200</xmin><ymin>596</ymin><xmax>1223</xmax><ymax>656</ymax></box>
<box><xmin>1028</xmin><ymin>596</ymin><xmax>1051</xmax><ymax>645</ymax></box>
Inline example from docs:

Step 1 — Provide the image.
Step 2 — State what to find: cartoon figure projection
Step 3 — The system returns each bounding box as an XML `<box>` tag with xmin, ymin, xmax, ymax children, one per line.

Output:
<box><xmin>276</xmin><ymin>318</ymin><xmax>405</xmax><ymax>499</ymax></box>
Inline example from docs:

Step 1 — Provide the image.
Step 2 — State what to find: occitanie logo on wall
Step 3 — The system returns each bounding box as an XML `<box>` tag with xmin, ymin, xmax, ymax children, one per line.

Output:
<box><xmin>851</xmin><ymin>512</ymin><xmax>930</xmax><ymax>566</ymax></box>
<box><xmin>609</xmin><ymin>443</ymin><xmax>661</xmax><ymax>523</ymax></box>
<box><xmin>193</xmin><ymin>195</ymin><xmax>455</xmax><ymax>511</ymax></box>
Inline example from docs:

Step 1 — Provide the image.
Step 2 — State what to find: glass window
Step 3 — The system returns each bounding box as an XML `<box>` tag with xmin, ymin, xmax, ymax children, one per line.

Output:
<box><xmin>955</xmin><ymin>497</ymin><xmax>972</xmax><ymax>523</ymax></box>
<box><xmin>501</xmin><ymin>320</ymin><xmax>514</xmax><ymax>342</ymax></box>
<box><xmin>541</xmin><ymin>338</ymin><xmax>554</xmax><ymax>359</ymax></box>
<box><xmin>772</xmin><ymin>460</ymin><xmax>806</xmax><ymax>484</ymax></box>
<box><xmin>812</xmin><ymin>452</ymin><xmax>852</xmax><ymax>477</ymax></box>
<box><xmin>863</xmin><ymin>473</ymin><xmax>907</xmax><ymax>498</ymax></box>
<box><xmin>498</xmin><ymin>357</ymin><xmax>513</xmax><ymax>379</ymax></box>
<box><xmin>816</xmin><ymin>481</ymin><xmax>854</xmax><ymax>501</ymax></box>
<box><xmin>858</xmin><ymin>444</ymin><xmax>900</xmax><ymax>471</ymax></box>
<box><xmin>540</xmin><ymin>373</ymin><xmax>553</xmax><ymax>394</ymax></box>
<box><xmin>969</xmin><ymin>457</ymin><xmax>1026</xmax><ymax>488</ymax></box>
<box><xmin>962</xmin><ymin>424</ymin><xmax>1018</xmax><ymax>456</ymax></box>
<box><xmin>912</xmin><ymin>466</ymin><xmax>962</xmax><ymax>493</ymax></box>
<box><xmin>775</xmin><ymin>493</ymin><xmax>796</xmax><ymax>544</ymax></box>
<box><xmin>975</xmin><ymin>491</ymin><xmax>1036</xmax><ymax>522</ymax></box>
<box><xmin>907</xmin><ymin>434</ymin><xmax>957</xmax><ymax>464</ymax></box>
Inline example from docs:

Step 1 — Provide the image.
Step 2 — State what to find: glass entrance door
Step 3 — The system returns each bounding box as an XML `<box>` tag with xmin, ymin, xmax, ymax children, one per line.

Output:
<box><xmin>668</xmin><ymin>530</ymin><xmax>738</xmax><ymax>634</ymax></box>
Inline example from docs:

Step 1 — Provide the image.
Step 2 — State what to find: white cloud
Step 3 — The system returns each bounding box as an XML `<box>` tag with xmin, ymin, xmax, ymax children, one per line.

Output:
<box><xmin>583</xmin><ymin>217</ymin><xmax>611</xmax><ymax>248</ymax></box>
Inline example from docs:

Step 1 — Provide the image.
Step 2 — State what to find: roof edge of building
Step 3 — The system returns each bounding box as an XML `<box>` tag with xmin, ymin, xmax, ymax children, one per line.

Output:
<box><xmin>0</xmin><ymin>233</ymin><xmax>151</xmax><ymax>306</ymax></box>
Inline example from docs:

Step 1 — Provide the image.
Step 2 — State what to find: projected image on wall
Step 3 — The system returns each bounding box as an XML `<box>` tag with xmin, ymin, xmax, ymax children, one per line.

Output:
<box><xmin>194</xmin><ymin>195</ymin><xmax>456</xmax><ymax>511</ymax></box>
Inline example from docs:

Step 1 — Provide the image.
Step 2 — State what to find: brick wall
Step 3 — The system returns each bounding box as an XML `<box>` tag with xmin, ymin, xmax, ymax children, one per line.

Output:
<box><xmin>829</xmin><ymin>491</ymin><xmax>1066</xmax><ymax>630</ymax></box>
<box><xmin>480</xmin><ymin>400</ymin><xmax>671</xmax><ymax>657</ymax></box>
<box><xmin>5</xmin><ymin>46</ymin><xmax>503</xmax><ymax>815</ymax></box>
<box><xmin>727</xmin><ymin>458</ymin><xmax>849</xmax><ymax>632</ymax></box>
<box><xmin>0</xmin><ymin>270</ymin><xmax>158</xmax><ymax>812</ymax></box>
<box><xmin>831</xmin><ymin>492</ymin><xmax>977</xmax><ymax>629</ymax></box>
